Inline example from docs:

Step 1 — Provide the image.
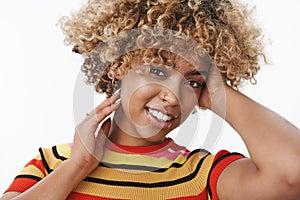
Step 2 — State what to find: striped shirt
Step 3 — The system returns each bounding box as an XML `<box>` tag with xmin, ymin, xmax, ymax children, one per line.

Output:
<box><xmin>5</xmin><ymin>138</ymin><xmax>244</xmax><ymax>199</ymax></box>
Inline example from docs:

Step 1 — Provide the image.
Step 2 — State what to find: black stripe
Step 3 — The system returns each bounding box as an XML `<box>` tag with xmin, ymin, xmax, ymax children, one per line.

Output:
<box><xmin>154</xmin><ymin>162</ymin><xmax>186</xmax><ymax>172</ymax></box>
<box><xmin>99</xmin><ymin>148</ymin><xmax>210</xmax><ymax>173</ymax></box>
<box><xmin>39</xmin><ymin>148</ymin><xmax>53</xmax><ymax>174</ymax></box>
<box><xmin>15</xmin><ymin>174</ymin><xmax>42</xmax><ymax>182</ymax></box>
<box><xmin>207</xmin><ymin>152</ymin><xmax>244</xmax><ymax>198</ymax></box>
<box><xmin>84</xmin><ymin>153</ymin><xmax>209</xmax><ymax>188</ymax></box>
<box><xmin>187</xmin><ymin>148</ymin><xmax>210</xmax><ymax>159</ymax></box>
<box><xmin>100</xmin><ymin>161</ymin><xmax>185</xmax><ymax>172</ymax></box>
<box><xmin>100</xmin><ymin>162</ymin><xmax>161</xmax><ymax>172</ymax></box>
<box><xmin>52</xmin><ymin>146</ymin><xmax>67</xmax><ymax>161</ymax></box>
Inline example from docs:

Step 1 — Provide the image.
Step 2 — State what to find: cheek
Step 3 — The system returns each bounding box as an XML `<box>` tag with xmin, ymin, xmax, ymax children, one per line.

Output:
<box><xmin>179</xmin><ymin>95</ymin><xmax>198</xmax><ymax>120</ymax></box>
<box><xmin>181</xmin><ymin>102</ymin><xmax>195</xmax><ymax>118</ymax></box>
<box><xmin>121</xmin><ymin>84</ymin><xmax>159</xmax><ymax>125</ymax></box>
<box><xmin>182</xmin><ymin>87</ymin><xmax>200</xmax><ymax>104</ymax></box>
<box><xmin>121</xmin><ymin>82</ymin><xmax>158</xmax><ymax>105</ymax></box>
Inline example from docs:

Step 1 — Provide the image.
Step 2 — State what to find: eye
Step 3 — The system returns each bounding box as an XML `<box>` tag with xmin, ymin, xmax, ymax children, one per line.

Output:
<box><xmin>184</xmin><ymin>79</ymin><xmax>203</xmax><ymax>88</ymax></box>
<box><xmin>149</xmin><ymin>66</ymin><xmax>168</xmax><ymax>78</ymax></box>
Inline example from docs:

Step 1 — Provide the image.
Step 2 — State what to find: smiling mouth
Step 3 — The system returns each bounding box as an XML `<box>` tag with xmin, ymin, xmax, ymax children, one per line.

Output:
<box><xmin>146</xmin><ymin>107</ymin><xmax>174</xmax><ymax>122</ymax></box>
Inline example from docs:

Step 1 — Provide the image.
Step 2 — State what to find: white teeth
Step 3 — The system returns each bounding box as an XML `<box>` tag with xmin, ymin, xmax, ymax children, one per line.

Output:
<box><xmin>157</xmin><ymin>112</ymin><xmax>163</xmax><ymax>120</ymax></box>
<box><xmin>148</xmin><ymin>108</ymin><xmax>172</xmax><ymax>122</ymax></box>
<box><xmin>162</xmin><ymin>115</ymin><xmax>168</xmax><ymax>121</ymax></box>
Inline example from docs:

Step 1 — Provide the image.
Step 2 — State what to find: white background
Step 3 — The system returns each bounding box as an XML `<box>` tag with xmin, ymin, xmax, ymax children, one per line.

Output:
<box><xmin>0</xmin><ymin>0</ymin><xmax>299</xmax><ymax>194</ymax></box>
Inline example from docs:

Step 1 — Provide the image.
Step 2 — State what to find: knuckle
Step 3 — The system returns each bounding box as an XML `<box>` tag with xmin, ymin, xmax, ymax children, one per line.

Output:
<box><xmin>101</xmin><ymin>107</ymin><xmax>110</xmax><ymax>116</ymax></box>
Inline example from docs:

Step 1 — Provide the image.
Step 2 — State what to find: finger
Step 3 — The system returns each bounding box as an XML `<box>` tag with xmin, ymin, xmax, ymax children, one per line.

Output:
<box><xmin>81</xmin><ymin>99</ymin><xmax>120</xmax><ymax>135</ymax></box>
<box><xmin>94</xmin><ymin>90</ymin><xmax>121</xmax><ymax>113</ymax></box>
<box><xmin>93</xmin><ymin>100</ymin><xmax>121</xmax><ymax>123</ymax></box>
<box><xmin>86</xmin><ymin>90</ymin><xmax>121</xmax><ymax>118</ymax></box>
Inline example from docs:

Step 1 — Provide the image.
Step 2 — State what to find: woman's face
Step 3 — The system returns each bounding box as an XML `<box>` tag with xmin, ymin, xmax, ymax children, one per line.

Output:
<box><xmin>114</xmin><ymin>55</ymin><xmax>209</xmax><ymax>143</ymax></box>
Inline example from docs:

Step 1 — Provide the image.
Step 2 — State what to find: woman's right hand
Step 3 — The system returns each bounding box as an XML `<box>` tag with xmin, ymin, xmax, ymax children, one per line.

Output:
<box><xmin>0</xmin><ymin>91</ymin><xmax>121</xmax><ymax>200</ymax></box>
<box><xmin>68</xmin><ymin>90</ymin><xmax>121</xmax><ymax>174</ymax></box>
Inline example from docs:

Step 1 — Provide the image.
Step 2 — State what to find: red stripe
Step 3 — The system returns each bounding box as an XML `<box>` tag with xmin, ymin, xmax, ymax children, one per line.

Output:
<box><xmin>25</xmin><ymin>158</ymin><xmax>47</xmax><ymax>176</ymax></box>
<box><xmin>168</xmin><ymin>187</ymin><xmax>208</xmax><ymax>200</ymax></box>
<box><xmin>67</xmin><ymin>192</ymin><xmax>126</xmax><ymax>200</ymax></box>
<box><xmin>66</xmin><ymin>190</ymin><xmax>208</xmax><ymax>200</ymax></box>
<box><xmin>106</xmin><ymin>138</ymin><xmax>173</xmax><ymax>154</ymax></box>
<box><xmin>209</xmin><ymin>151</ymin><xmax>244</xmax><ymax>200</ymax></box>
<box><xmin>5</xmin><ymin>178</ymin><xmax>38</xmax><ymax>193</ymax></box>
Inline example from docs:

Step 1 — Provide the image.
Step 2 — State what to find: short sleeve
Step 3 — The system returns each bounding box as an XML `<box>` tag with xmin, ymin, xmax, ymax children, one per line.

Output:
<box><xmin>5</xmin><ymin>149</ymin><xmax>47</xmax><ymax>193</ymax></box>
<box><xmin>207</xmin><ymin>150</ymin><xmax>245</xmax><ymax>200</ymax></box>
<box><xmin>5</xmin><ymin>143</ymin><xmax>71</xmax><ymax>193</ymax></box>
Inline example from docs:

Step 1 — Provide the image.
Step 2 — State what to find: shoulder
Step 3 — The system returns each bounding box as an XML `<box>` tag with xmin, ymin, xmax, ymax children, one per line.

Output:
<box><xmin>184</xmin><ymin>149</ymin><xmax>245</xmax><ymax>200</ymax></box>
<box><xmin>185</xmin><ymin>149</ymin><xmax>243</xmax><ymax>166</ymax></box>
<box><xmin>207</xmin><ymin>150</ymin><xmax>245</xmax><ymax>199</ymax></box>
<box><xmin>38</xmin><ymin>143</ymin><xmax>72</xmax><ymax>174</ymax></box>
<box><xmin>4</xmin><ymin>143</ymin><xmax>73</xmax><ymax>194</ymax></box>
<box><xmin>39</xmin><ymin>143</ymin><xmax>72</xmax><ymax>159</ymax></box>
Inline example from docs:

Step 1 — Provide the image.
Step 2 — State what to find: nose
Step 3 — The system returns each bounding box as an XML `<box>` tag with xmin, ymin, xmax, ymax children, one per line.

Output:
<box><xmin>159</xmin><ymin>84</ymin><xmax>181</xmax><ymax>106</ymax></box>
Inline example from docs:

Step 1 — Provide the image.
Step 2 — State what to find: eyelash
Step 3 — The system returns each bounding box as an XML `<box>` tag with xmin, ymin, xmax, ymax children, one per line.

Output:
<box><xmin>149</xmin><ymin>67</ymin><xmax>168</xmax><ymax>78</ymax></box>
<box><xmin>149</xmin><ymin>66</ymin><xmax>203</xmax><ymax>89</ymax></box>
<box><xmin>184</xmin><ymin>80</ymin><xmax>202</xmax><ymax>88</ymax></box>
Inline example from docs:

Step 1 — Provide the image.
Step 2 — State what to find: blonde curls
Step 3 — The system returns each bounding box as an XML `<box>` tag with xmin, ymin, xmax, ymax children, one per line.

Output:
<box><xmin>59</xmin><ymin>0</ymin><xmax>266</xmax><ymax>96</ymax></box>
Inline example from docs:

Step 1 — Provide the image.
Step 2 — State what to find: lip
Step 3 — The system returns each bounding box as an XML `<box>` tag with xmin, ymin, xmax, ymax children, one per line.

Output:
<box><xmin>145</xmin><ymin>107</ymin><xmax>176</xmax><ymax>129</ymax></box>
<box><xmin>146</xmin><ymin>106</ymin><xmax>178</xmax><ymax>119</ymax></box>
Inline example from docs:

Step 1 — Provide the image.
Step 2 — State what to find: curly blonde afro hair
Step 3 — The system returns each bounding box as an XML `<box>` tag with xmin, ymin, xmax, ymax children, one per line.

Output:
<box><xmin>59</xmin><ymin>0</ymin><xmax>266</xmax><ymax>97</ymax></box>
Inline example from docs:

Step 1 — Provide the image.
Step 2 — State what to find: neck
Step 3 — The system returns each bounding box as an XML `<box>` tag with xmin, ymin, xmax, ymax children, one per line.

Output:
<box><xmin>108</xmin><ymin>117</ymin><xmax>166</xmax><ymax>147</ymax></box>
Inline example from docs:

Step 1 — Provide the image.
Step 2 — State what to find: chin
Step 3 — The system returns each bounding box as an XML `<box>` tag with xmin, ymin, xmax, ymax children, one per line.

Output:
<box><xmin>136</xmin><ymin>132</ymin><xmax>168</xmax><ymax>144</ymax></box>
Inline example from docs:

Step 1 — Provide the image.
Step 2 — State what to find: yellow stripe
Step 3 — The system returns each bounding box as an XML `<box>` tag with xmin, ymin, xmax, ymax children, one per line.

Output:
<box><xmin>73</xmin><ymin>152</ymin><xmax>213</xmax><ymax>199</ymax></box>
<box><xmin>18</xmin><ymin>165</ymin><xmax>45</xmax><ymax>179</ymax></box>
<box><xmin>41</xmin><ymin>144</ymin><xmax>186</xmax><ymax>170</ymax></box>
<box><xmin>55</xmin><ymin>143</ymin><xmax>72</xmax><ymax>158</ymax></box>
<box><xmin>93</xmin><ymin>151</ymin><xmax>209</xmax><ymax>182</ymax></box>
<box><xmin>102</xmin><ymin>150</ymin><xmax>187</xmax><ymax>168</ymax></box>
<box><xmin>74</xmin><ymin>182</ymin><xmax>206</xmax><ymax>199</ymax></box>
<box><xmin>40</xmin><ymin>144</ymin><xmax>69</xmax><ymax>171</ymax></box>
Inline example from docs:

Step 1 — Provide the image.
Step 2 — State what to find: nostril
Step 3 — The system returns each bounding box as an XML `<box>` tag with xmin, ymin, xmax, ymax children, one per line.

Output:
<box><xmin>163</xmin><ymin>94</ymin><xmax>179</xmax><ymax>105</ymax></box>
<box><xmin>159</xmin><ymin>87</ymin><xmax>181</xmax><ymax>106</ymax></box>
<box><xmin>162</xmin><ymin>94</ymin><xmax>167</xmax><ymax>102</ymax></box>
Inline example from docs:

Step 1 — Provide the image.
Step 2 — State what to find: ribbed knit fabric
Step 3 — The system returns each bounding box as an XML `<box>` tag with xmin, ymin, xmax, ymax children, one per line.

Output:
<box><xmin>5</xmin><ymin>138</ymin><xmax>244</xmax><ymax>199</ymax></box>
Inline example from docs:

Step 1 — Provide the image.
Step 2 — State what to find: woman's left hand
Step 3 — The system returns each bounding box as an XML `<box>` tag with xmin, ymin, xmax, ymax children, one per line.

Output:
<box><xmin>199</xmin><ymin>63</ymin><xmax>228</xmax><ymax>115</ymax></box>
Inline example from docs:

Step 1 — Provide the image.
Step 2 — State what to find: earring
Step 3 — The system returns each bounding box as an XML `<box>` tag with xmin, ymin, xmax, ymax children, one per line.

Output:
<box><xmin>192</xmin><ymin>105</ymin><xmax>205</xmax><ymax>114</ymax></box>
<box><xmin>192</xmin><ymin>107</ymin><xmax>198</xmax><ymax>114</ymax></box>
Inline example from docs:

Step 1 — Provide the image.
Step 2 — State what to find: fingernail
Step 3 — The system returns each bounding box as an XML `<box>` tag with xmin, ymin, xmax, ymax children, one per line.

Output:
<box><xmin>114</xmin><ymin>88</ymin><xmax>121</xmax><ymax>94</ymax></box>
<box><xmin>114</xmin><ymin>98</ymin><xmax>121</xmax><ymax>104</ymax></box>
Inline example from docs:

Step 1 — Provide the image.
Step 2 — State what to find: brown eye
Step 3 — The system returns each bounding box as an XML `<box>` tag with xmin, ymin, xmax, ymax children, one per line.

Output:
<box><xmin>149</xmin><ymin>67</ymin><xmax>168</xmax><ymax>78</ymax></box>
<box><xmin>184</xmin><ymin>79</ymin><xmax>202</xmax><ymax>88</ymax></box>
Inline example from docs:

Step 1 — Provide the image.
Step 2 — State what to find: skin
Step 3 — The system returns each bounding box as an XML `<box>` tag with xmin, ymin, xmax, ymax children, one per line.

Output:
<box><xmin>0</xmin><ymin>92</ymin><xmax>121</xmax><ymax>200</ymax></box>
<box><xmin>1</xmin><ymin>55</ymin><xmax>300</xmax><ymax>200</ymax></box>
<box><xmin>109</xmin><ymin>59</ymin><xmax>206</xmax><ymax>146</ymax></box>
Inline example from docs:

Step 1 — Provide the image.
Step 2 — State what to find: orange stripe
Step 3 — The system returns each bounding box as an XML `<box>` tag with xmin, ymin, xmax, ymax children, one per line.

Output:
<box><xmin>67</xmin><ymin>192</ymin><xmax>126</xmax><ymax>200</ymax></box>
<box><xmin>208</xmin><ymin>151</ymin><xmax>245</xmax><ymax>200</ymax></box>
<box><xmin>25</xmin><ymin>158</ymin><xmax>46</xmax><ymax>176</ymax></box>
<box><xmin>168</xmin><ymin>187</ymin><xmax>208</xmax><ymax>200</ymax></box>
<box><xmin>5</xmin><ymin>178</ymin><xmax>38</xmax><ymax>193</ymax></box>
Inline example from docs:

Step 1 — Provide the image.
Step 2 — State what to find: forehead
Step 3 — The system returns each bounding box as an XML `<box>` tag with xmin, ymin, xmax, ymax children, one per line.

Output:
<box><xmin>174</xmin><ymin>54</ymin><xmax>206</xmax><ymax>75</ymax></box>
<box><xmin>131</xmin><ymin>50</ymin><xmax>211</xmax><ymax>75</ymax></box>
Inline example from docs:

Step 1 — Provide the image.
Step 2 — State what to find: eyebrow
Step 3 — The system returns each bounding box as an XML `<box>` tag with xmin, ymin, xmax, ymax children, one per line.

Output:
<box><xmin>185</xmin><ymin>70</ymin><xmax>208</xmax><ymax>78</ymax></box>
